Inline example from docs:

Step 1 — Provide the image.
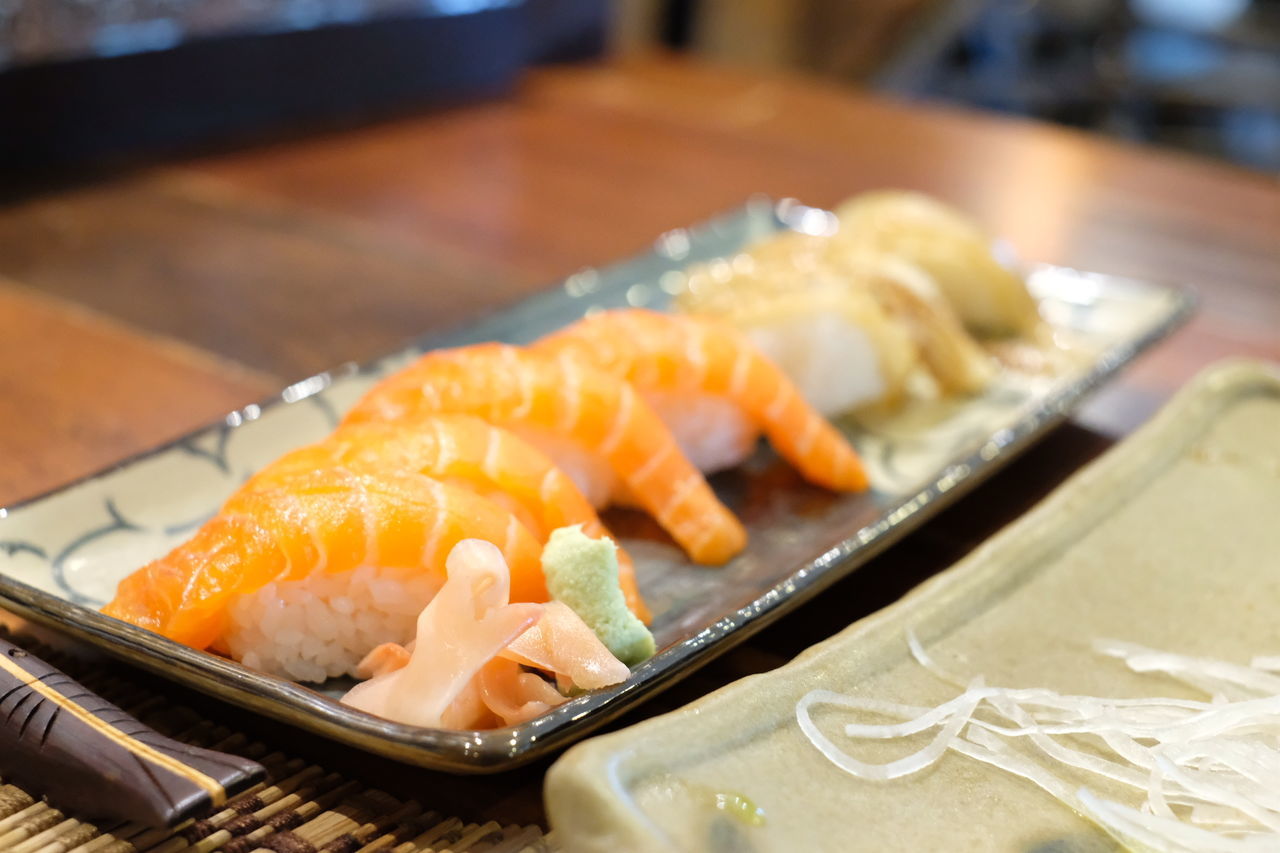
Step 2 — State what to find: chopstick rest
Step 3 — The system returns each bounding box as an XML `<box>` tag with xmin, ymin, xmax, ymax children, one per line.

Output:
<box><xmin>0</xmin><ymin>637</ymin><xmax>266</xmax><ymax>826</ymax></box>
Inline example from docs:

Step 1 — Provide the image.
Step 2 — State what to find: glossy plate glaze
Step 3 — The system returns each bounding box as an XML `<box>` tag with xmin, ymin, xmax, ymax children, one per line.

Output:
<box><xmin>545</xmin><ymin>360</ymin><xmax>1280</xmax><ymax>851</ymax></box>
<box><xmin>0</xmin><ymin>199</ymin><xmax>1193</xmax><ymax>771</ymax></box>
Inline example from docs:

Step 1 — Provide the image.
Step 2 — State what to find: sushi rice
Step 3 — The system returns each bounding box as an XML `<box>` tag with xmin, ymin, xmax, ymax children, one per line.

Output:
<box><xmin>224</xmin><ymin>565</ymin><xmax>442</xmax><ymax>683</ymax></box>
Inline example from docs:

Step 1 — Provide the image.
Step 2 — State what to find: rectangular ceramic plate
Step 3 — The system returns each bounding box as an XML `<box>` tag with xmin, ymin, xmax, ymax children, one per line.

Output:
<box><xmin>0</xmin><ymin>198</ymin><xmax>1192</xmax><ymax>771</ymax></box>
<box><xmin>544</xmin><ymin>359</ymin><xmax>1280</xmax><ymax>851</ymax></box>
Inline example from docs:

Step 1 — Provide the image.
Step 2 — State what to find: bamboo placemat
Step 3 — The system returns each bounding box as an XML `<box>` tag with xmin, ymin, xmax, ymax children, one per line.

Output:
<box><xmin>0</xmin><ymin>632</ymin><xmax>556</xmax><ymax>853</ymax></box>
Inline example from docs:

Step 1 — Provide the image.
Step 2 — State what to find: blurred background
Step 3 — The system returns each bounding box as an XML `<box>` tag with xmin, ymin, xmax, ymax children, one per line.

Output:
<box><xmin>2</xmin><ymin>0</ymin><xmax>1277</xmax><ymax>171</ymax></box>
<box><xmin>618</xmin><ymin>0</ymin><xmax>1280</xmax><ymax>170</ymax></box>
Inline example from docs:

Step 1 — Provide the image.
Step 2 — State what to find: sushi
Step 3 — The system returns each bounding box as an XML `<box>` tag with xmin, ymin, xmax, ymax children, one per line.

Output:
<box><xmin>104</xmin><ymin>195</ymin><xmax>1049</xmax><ymax>731</ymax></box>
<box><xmin>233</xmin><ymin>413</ymin><xmax>650</xmax><ymax>622</ymax></box>
<box><xmin>830</xmin><ymin>253</ymin><xmax>995</xmax><ymax>398</ymax></box>
<box><xmin>103</xmin><ymin>468</ymin><xmax>547</xmax><ymax>682</ymax></box>
<box><xmin>534</xmin><ymin>309</ymin><xmax>869</xmax><ymax>491</ymax></box>
<box><xmin>342</xmin><ymin>343</ymin><xmax>747</xmax><ymax>565</ymax></box>
<box><xmin>677</xmin><ymin>252</ymin><xmax>920</xmax><ymax>416</ymax></box>
<box><xmin>831</xmin><ymin>191</ymin><xmax>1041</xmax><ymax>337</ymax></box>
<box><xmin>674</xmin><ymin>191</ymin><xmax>1033</xmax><ymax>414</ymax></box>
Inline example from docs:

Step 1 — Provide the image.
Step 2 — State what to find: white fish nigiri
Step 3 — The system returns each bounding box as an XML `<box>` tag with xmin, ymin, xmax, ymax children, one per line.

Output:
<box><xmin>832</xmin><ymin>191</ymin><xmax>1041</xmax><ymax>337</ymax></box>
<box><xmin>674</xmin><ymin>195</ymin><xmax>1015</xmax><ymax>415</ymax></box>
<box><xmin>675</xmin><ymin>249</ymin><xmax>919</xmax><ymax>417</ymax></box>
<box><xmin>834</xmin><ymin>253</ymin><xmax>995</xmax><ymax>397</ymax></box>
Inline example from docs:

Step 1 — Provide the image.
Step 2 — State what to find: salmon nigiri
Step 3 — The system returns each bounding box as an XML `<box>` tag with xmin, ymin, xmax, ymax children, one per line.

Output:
<box><xmin>535</xmin><ymin>309</ymin><xmax>869</xmax><ymax>492</ymax></box>
<box><xmin>342</xmin><ymin>344</ymin><xmax>746</xmax><ymax>565</ymax></box>
<box><xmin>103</xmin><ymin>469</ymin><xmax>545</xmax><ymax>682</ymax></box>
<box><xmin>234</xmin><ymin>413</ymin><xmax>650</xmax><ymax>622</ymax></box>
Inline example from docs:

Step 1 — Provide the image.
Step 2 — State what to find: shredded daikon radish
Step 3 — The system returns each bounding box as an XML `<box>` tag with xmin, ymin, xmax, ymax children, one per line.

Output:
<box><xmin>906</xmin><ymin>628</ymin><xmax>968</xmax><ymax>688</ymax></box>
<box><xmin>1096</xmin><ymin>640</ymin><xmax>1280</xmax><ymax>697</ymax></box>
<box><xmin>796</xmin><ymin>638</ymin><xmax>1280</xmax><ymax>851</ymax></box>
<box><xmin>797</xmin><ymin>685</ymin><xmax>984</xmax><ymax>780</ymax></box>
<box><xmin>1077</xmin><ymin>790</ymin><xmax>1279</xmax><ymax>853</ymax></box>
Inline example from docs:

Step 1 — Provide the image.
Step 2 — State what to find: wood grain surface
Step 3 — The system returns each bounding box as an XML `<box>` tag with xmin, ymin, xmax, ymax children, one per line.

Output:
<box><xmin>0</xmin><ymin>55</ymin><xmax>1277</xmax><ymax>830</ymax></box>
<box><xmin>0</xmin><ymin>174</ymin><xmax>499</xmax><ymax>381</ymax></box>
<box><xmin>0</xmin><ymin>282</ymin><xmax>274</xmax><ymax>505</ymax></box>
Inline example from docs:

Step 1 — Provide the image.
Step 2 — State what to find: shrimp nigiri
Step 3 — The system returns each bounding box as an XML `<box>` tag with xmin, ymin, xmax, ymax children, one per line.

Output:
<box><xmin>103</xmin><ymin>469</ymin><xmax>545</xmax><ymax>682</ymax></box>
<box><xmin>342</xmin><ymin>344</ymin><xmax>746</xmax><ymax>565</ymax></box>
<box><xmin>235</xmin><ymin>414</ymin><xmax>650</xmax><ymax>622</ymax></box>
<box><xmin>535</xmin><ymin>309</ymin><xmax>868</xmax><ymax>492</ymax></box>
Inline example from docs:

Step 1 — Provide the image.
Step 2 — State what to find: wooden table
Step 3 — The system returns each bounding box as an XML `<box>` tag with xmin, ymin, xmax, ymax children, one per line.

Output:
<box><xmin>1</xmin><ymin>55</ymin><xmax>1278</xmax><ymax>830</ymax></box>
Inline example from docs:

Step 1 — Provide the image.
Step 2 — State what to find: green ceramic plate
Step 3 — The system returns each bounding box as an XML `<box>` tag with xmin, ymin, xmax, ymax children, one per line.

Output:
<box><xmin>547</xmin><ymin>359</ymin><xmax>1280</xmax><ymax>851</ymax></box>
